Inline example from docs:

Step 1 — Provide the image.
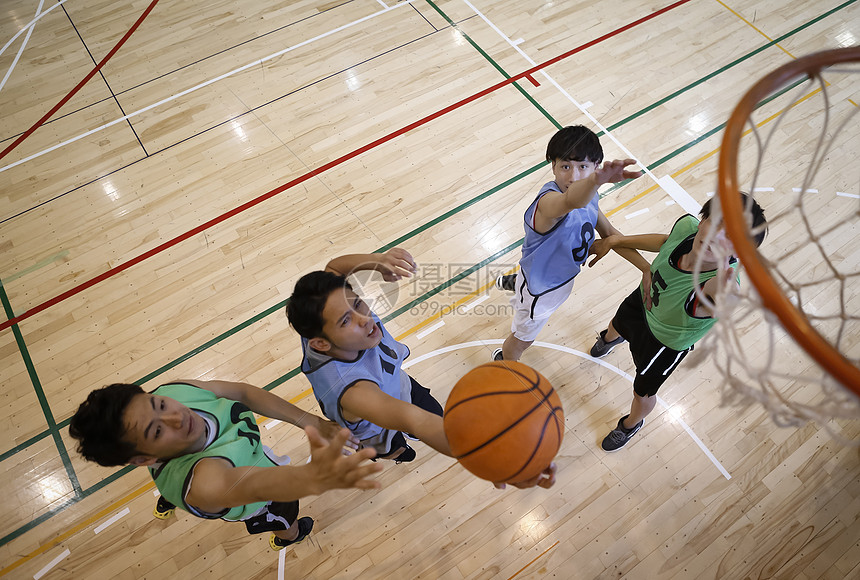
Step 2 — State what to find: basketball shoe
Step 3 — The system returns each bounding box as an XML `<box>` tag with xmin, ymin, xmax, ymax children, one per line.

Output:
<box><xmin>590</xmin><ymin>329</ymin><xmax>625</xmax><ymax>358</ymax></box>
<box><xmin>270</xmin><ymin>517</ymin><xmax>314</xmax><ymax>550</ymax></box>
<box><xmin>601</xmin><ymin>415</ymin><xmax>643</xmax><ymax>452</ymax></box>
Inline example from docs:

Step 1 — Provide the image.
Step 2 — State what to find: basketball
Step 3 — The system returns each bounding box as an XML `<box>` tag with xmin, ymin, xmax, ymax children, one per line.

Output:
<box><xmin>443</xmin><ymin>361</ymin><xmax>564</xmax><ymax>484</ymax></box>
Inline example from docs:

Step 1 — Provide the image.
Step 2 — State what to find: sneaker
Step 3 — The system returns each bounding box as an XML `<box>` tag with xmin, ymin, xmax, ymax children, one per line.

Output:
<box><xmin>601</xmin><ymin>415</ymin><xmax>644</xmax><ymax>452</ymax></box>
<box><xmin>392</xmin><ymin>445</ymin><xmax>416</xmax><ymax>464</ymax></box>
<box><xmin>153</xmin><ymin>496</ymin><xmax>175</xmax><ymax>520</ymax></box>
<box><xmin>374</xmin><ymin>444</ymin><xmax>416</xmax><ymax>464</ymax></box>
<box><xmin>492</xmin><ymin>348</ymin><xmax>503</xmax><ymax>361</ymax></box>
<box><xmin>270</xmin><ymin>517</ymin><xmax>314</xmax><ymax>550</ymax></box>
<box><xmin>495</xmin><ymin>274</ymin><xmax>516</xmax><ymax>292</ymax></box>
<box><xmin>590</xmin><ymin>329</ymin><xmax>625</xmax><ymax>358</ymax></box>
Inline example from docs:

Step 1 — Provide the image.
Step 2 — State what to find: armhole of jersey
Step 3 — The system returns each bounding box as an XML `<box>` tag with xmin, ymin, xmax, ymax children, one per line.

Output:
<box><xmin>183</xmin><ymin>456</ymin><xmax>233</xmax><ymax>519</ymax></box>
<box><xmin>338</xmin><ymin>380</ymin><xmax>376</xmax><ymax>427</ymax></box>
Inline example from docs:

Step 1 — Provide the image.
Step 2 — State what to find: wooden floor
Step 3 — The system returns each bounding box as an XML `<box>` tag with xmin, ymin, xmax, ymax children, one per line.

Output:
<box><xmin>1</xmin><ymin>0</ymin><xmax>859</xmax><ymax>578</ymax></box>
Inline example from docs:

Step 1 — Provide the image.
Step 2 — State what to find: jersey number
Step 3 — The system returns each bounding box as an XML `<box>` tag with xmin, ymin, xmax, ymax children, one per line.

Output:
<box><xmin>650</xmin><ymin>270</ymin><xmax>668</xmax><ymax>307</ymax></box>
<box><xmin>571</xmin><ymin>222</ymin><xmax>595</xmax><ymax>264</ymax></box>
<box><xmin>230</xmin><ymin>403</ymin><xmax>261</xmax><ymax>447</ymax></box>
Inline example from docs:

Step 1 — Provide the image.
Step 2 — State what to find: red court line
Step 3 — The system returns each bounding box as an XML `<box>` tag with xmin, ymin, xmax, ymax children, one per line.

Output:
<box><xmin>0</xmin><ymin>0</ymin><xmax>692</xmax><ymax>333</ymax></box>
<box><xmin>0</xmin><ymin>0</ymin><xmax>161</xmax><ymax>163</ymax></box>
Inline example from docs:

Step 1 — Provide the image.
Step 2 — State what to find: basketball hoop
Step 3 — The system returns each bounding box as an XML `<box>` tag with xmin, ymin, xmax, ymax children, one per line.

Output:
<box><xmin>696</xmin><ymin>47</ymin><xmax>860</xmax><ymax>431</ymax></box>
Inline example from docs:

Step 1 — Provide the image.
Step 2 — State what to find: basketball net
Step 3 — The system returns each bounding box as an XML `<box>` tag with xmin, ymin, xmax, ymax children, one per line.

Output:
<box><xmin>690</xmin><ymin>48</ymin><xmax>860</xmax><ymax>438</ymax></box>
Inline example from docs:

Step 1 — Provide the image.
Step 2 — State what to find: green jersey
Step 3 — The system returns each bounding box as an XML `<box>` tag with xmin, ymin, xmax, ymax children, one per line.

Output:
<box><xmin>148</xmin><ymin>383</ymin><xmax>276</xmax><ymax>521</ymax></box>
<box><xmin>643</xmin><ymin>214</ymin><xmax>737</xmax><ymax>350</ymax></box>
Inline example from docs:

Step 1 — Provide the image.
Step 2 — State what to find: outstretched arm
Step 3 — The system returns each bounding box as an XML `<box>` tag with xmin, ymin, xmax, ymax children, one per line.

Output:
<box><xmin>183</xmin><ymin>379</ymin><xmax>348</xmax><ymax>443</ymax></box>
<box><xmin>185</xmin><ymin>427</ymin><xmax>382</xmax><ymax>513</ymax></box>
<box><xmin>536</xmin><ymin>160</ymin><xmax>643</xmax><ymax>223</ymax></box>
<box><xmin>325</xmin><ymin>248</ymin><xmax>417</xmax><ymax>281</ymax></box>
<box><xmin>593</xmin><ymin>213</ymin><xmax>653</xmax><ymax>270</ymax></box>
<box><xmin>340</xmin><ymin>380</ymin><xmax>453</xmax><ymax>457</ymax></box>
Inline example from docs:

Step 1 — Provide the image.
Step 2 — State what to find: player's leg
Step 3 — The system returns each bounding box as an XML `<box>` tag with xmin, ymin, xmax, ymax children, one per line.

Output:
<box><xmin>590</xmin><ymin>288</ymin><xmax>639</xmax><ymax>358</ymax></box>
<box><xmin>243</xmin><ymin>501</ymin><xmax>314</xmax><ymax>550</ymax></box>
<box><xmin>500</xmin><ymin>333</ymin><xmax>533</xmax><ymax>361</ymax></box>
<box><xmin>495</xmin><ymin>279</ymin><xmax>573</xmax><ymax>361</ymax></box>
<box><xmin>626</xmin><ymin>392</ymin><xmax>657</xmax><ymax>427</ymax></box>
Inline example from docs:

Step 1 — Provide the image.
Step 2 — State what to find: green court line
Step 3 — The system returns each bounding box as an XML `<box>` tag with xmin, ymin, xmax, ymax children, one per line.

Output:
<box><xmin>0</xmin><ymin>0</ymin><xmax>852</xmax><ymax>547</ymax></box>
<box><xmin>605</xmin><ymin>0</ymin><xmax>857</xmax><ymax>133</ymax></box>
<box><xmin>0</xmin><ymin>280</ymin><xmax>81</xmax><ymax>496</ymax></box>
<box><xmin>3</xmin><ymin>251</ymin><xmax>69</xmax><ymax>284</ymax></box>
<box><xmin>422</xmin><ymin>0</ymin><xmax>563</xmax><ymax>130</ymax></box>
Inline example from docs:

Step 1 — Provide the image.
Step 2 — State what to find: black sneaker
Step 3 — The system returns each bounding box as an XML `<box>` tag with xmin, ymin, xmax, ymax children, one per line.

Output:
<box><xmin>270</xmin><ymin>517</ymin><xmax>314</xmax><ymax>550</ymax></box>
<box><xmin>153</xmin><ymin>496</ymin><xmax>175</xmax><ymax>520</ymax></box>
<box><xmin>590</xmin><ymin>329</ymin><xmax>625</xmax><ymax>358</ymax></box>
<box><xmin>495</xmin><ymin>274</ymin><xmax>516</xmax><ymax>292</ymax></box>
<box><xmin>492</xmin><ymin>348</ymin><xmax>504</xmax><ymax>361</ymax></box>
<box><xmin>601</xmin><ymin>415</ymin><xmax>644</xmax><ymax>452</ymax></box>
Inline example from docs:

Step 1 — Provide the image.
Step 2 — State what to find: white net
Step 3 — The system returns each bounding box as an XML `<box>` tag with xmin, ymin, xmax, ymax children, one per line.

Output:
<box><xmin>691</xmin><ymin>49</ymin><xmax>860</xmax><ymax>436</ymax></box>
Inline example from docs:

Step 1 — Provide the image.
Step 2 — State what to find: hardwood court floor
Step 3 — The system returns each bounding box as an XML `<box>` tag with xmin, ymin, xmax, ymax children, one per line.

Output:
<box><xmin>0</xmin><ymin>0</ymin><xmax>858</xmax><ymax>578</ymax></box>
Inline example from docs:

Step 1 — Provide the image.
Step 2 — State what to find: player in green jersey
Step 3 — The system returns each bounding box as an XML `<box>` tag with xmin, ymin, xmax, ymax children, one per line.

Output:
<box><xmin>586</xmin><ymin>193</ymin><xmax>766</xmax><ymax>452</ymax></box>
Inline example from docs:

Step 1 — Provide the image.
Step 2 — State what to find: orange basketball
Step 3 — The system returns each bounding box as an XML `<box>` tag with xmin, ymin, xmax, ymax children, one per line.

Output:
<box><xmin>443</xmin><ymin>361</ymin><xmax>564</xmax><ymax>483</ymax></box>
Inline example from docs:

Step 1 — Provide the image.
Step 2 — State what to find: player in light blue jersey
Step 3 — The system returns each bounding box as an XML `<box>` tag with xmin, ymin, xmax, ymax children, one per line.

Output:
<box><xmin>494</xmin><ymin>125</ymin><xmax>650</xmax><ymax>362</ymax></box>
<box><xmin>288</xmin><ymin>249</ymin><xmax>557</xmax><ymax>489</ymax></box>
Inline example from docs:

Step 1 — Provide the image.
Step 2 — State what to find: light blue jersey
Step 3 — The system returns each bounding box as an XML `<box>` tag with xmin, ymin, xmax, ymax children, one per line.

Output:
<box><xmin>519</xmin><ymin>181</ymin><xmax>600</xmax><ymax>295</ymax></box>
<box><xmin>301</xmin><ymin>313</ymin><xmax>411</xmax><ymax>451</ymax></box>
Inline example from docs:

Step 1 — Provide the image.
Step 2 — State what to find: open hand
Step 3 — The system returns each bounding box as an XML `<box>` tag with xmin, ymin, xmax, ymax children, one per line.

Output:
<box><xmin>379</xmin><ymin>248</ymin><xmax>417</xmax><ymax>281</ymax></box>
<box><xmin>305</xmin><ymin>426</ymin><xmax>382</xmax><ymax>492</ymax></box>
<box><xmin>588</xmin><ymin>237</ymin><xmax>616</xmax><ymax>267</ymax></box>
<box><xmin>593</xmin><ymin>159</ymin><xmax>643</xmax><ymax>186</ymax></box>
<box><xmin>315</xmin><ymin>418</ymin><xmax>359</xmax><ymax>451</ymax></box>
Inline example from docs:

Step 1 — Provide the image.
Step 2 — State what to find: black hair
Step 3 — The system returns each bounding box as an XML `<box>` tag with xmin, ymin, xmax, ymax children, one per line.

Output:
<box><xmin>69</xmin><ymin>383</ymin><xmax>144</xmax><ymax>467</ymax></box>
<box><xmin>287</xmin><ymin>270</ymin><xmax>353</xmax><ymax>339</ymax></box>
<box><xmin>545</xmin><ymin>125</ymin><xmax>604</xmax><ymax>165</ymax></box>
<box><xmin>700</xmin><ymin>191</ymin><xmax>767</xmax><ymax>247</ymax></box>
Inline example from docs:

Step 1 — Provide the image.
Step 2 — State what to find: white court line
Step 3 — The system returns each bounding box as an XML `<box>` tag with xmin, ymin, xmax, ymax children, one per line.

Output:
<box><xmin>512</xmin><ymin>38</ymin><xmax>524</xmax><ymax>45</ymax></box>
<box><xmin>403</xmin><ymin>339</ymin><xmax>732</xmax><ymax>479</ymax></box>
<box><xmin>624</xmin><ymin>208</ymin><xmax>650</xmax><ymax>220</ymax></box>
<box><xmin>33</xmin><ymin>548</ymin><xmax>70</xmax><ymax>580</ymax></box>
<box><xmin>416</xmin><ymin>319</ymin><xmax>445</xmax><ymax>339</ymax></box>
<box><xmin>837</xmin><ymin>192</ymin><xmax>859</xmax><ymax>199</ymax></box>
<box><xmin>753</xmin><ymin>187</ymin><xmax>774</xmax><ymax>192</ymax></box>
<box><xmin>657</xmin><ymin>175</ymin><xmax>701</xmax><ymax>214</ymax></box>
<box><xmin>263</xmin><ymin>418</ymin><xmax>280</xmax><ymax>430</ymax></box>
<box><xmin>375</xmin><ymin>0</ymin><xmax>389</xmax><ymax>7</ymax></box>
<box><xmin>93</xmin><ymin>507</ymin><xmax>130</xmax><ymax>534</ymax></box>
<box><xmin>0</xmin><ymin>0</ymin><xmax>69</xmax><ymax>59</ymax></box>
<box><xmin>459</xmin><ymin>0</ymin><xmax>692</xmax><ymax>210</ymax></box>
<box><xmin>278</xmin><ymin>545</ymin><xmax>287</xmax><ymax>579</ymax></box>
<box><xmin>0</xmin><ymin>0</ymin><xmax>45</xmax><ymax>94</ymax></box>
<box><xmin>460</xmin><ymin>294</ymin><xmax>489</xmax><ymax>311</ymax></box>
<box><xmin>665</xmin><ymin>200</ymin><xmax>676</xmax><ymax>206</ymax></box>
<box><xmin>153</xmin><ymin>489</ymin><xmax>160</xmax><ymax>497</ymax></box>
<box><xmin>0</xmin><ymin>0</ymin><xmax>418</xmax><ymax>174</ymax></box>
<box><xmin>792</xmin><ymin>187</ymin><xmax>818</xmax><ymax>193</ymax></box>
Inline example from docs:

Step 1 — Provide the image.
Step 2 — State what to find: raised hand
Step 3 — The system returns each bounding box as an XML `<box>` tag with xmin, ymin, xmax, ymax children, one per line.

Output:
<box><xmin>378</xmin><ymin>248</ymin><xmax>417</xmax><ymax>281</ymax></box>
<box><xmin>593</xmin><ymin>159</ymin><xmax>643</xmax><ymax>186</ymax></box>
<box><xmin>305</xmin><ymin>426</ymin><xmax>382</xmax><ymax>492</ymax></box>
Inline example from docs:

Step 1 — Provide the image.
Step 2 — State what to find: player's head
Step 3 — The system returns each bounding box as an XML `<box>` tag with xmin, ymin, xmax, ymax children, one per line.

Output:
<box><xmin>288</xmin><ymin>271</ymin><xmax>382</xmax><ymax>358</ymax></box>
<box><xmin>546</xmin><ymin>125</ymin><xmax>604</xmax><ymax>188</ymax></box>
<box><xmin>696</xmin><ymin>192</ymin><xmax>767</xmax><ymax>263</ymax></box>
<box><xmin>70</xmin><ymin>383</ymin><xmax>208</xmax><ymax>466</ymax></box>
<box><xmin>70</xmin><ymin>383</ymin><xmax>144</xmax><ymax>466</ymax></box>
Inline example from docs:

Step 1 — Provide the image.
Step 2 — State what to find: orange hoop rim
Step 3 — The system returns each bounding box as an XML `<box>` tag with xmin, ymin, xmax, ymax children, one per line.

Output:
<box><xmin>718</xmin><ymin>47</ymin><xmax>860</xmax><ymax>394</ymax></box>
